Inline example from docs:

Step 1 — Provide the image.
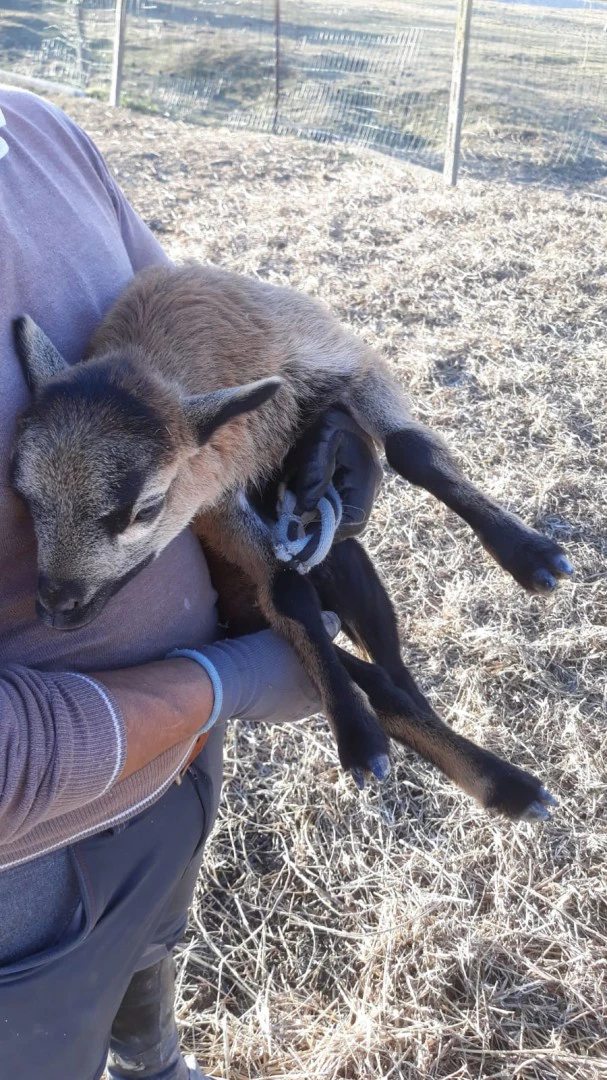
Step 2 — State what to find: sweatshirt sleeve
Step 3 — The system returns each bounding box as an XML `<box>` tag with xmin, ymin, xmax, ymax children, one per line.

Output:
<box><xmin>0</xmin><ymin>666</ymin><xmax>127</xmax><ymax>845</ymax></box>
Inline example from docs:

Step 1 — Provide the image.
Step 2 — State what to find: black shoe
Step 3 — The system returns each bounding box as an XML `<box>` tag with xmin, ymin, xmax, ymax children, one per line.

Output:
<box><xmin>107</xmin><ymin>956</ymin><xmax>210</xmax><ymax>1080</ymax></box>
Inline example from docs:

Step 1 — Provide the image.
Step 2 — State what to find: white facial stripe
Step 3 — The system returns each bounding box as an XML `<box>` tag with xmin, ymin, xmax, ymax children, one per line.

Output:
<box><xmin>137</xmin><ymin>494</ymin><xmax>165</xmax><ymax>510</ymax></box>
<box><xmin>116</xmin><ymin>521</ymin><xmax>157</xmax><ymax>546</ymax></box>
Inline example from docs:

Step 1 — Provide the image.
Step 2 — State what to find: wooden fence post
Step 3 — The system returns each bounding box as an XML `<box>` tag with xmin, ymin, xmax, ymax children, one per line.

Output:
<box><xmin>109</xmin><ymin>0</ymin><xmax>128</xmax><ymax>107</ymax></box>
<box><xmin>444</xmin><ymin>0</ymin><xmax>473</xmax><ymax>187</ymax></box>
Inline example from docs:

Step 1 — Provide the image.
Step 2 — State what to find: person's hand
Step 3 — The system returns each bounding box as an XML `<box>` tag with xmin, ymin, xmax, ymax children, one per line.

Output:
<box><xmin>172</xmin><ymin>610</ymin><xmax>341</xmax><ymax>732</ymax></box>
<box><xmin>285</xmin><ymin>407</ymin><xmax>383</xmax><ymax>543</ymax></box>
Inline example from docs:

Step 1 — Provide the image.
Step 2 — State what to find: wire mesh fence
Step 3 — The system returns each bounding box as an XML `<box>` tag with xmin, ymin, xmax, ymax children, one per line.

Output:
<box><xmin>0</xmin><ymin>0</ymin><xmax>115</xmax><ymax>91</ymax></box>
<box><xmin>463</xmin><ymin>0</ymin><xmax>607</xmax><ymax>184</ymax></box>
<box><xmin>1</xmin><ymin>0</ymin><xmax>606</xmax><ymax>186</ymax></box>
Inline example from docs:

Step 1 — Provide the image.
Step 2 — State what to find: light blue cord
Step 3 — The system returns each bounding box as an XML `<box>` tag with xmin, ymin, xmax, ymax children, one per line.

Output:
<box><xmin>166</xmin><ymin>647</ymin><xmax>224</xmax><ymax>734</ymax></box>
<box><xmin>272</xmin><ymin>482</ymin><xmax>343</xmax><ymax>574</ymax></box>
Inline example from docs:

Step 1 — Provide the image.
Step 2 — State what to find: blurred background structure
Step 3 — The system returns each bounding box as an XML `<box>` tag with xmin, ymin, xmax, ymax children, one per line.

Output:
<box><xmin>1</xmin><ymin>0</ymin><xmax>606</xmax><ymax>186</ymax></box>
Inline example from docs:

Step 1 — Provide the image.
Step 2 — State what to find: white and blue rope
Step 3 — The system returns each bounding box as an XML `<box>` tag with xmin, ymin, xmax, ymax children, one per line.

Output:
<box><xmin>272</xmin><ymin>482</ymin><xmax>343</xmax><ymax>574</ymax></box>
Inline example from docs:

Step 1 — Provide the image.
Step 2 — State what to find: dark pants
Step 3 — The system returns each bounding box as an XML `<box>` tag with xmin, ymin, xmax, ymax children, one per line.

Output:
<box><xmin>0</xmin><ymin>722</ymin><xmax>224</xmax><ymax>1080</ymax></box>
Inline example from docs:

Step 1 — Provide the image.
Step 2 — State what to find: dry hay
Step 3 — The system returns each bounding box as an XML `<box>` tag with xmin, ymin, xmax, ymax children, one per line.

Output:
<box><xmin>51</xmin><ymin>95</ymin><xmax>606</xmax><ymax>1080</ymax></box>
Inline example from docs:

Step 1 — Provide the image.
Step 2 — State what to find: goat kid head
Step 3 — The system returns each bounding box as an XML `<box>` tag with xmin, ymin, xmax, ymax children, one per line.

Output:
<box><xmin>11</xmin><ymin>315</ymin><xmax>282</xmax><ymax>630</ymax></box>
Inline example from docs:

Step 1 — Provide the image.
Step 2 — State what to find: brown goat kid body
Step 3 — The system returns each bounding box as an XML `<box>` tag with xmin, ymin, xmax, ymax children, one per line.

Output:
<box><xmin>88</xmin><ymin>264</ymin><xmax>388</xmax><ymax>510</ymax></box>
<box><xmin>12</xmin><ymin>263</ymin><xmax>573</xmax><ymax>820</ymax></box>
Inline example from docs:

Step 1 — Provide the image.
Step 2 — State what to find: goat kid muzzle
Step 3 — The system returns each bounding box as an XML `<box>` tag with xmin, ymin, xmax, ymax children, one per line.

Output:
<box><xmin>36</xmin><ymin>554</ymin><xmax>154</xmax><ymax>630</ymax></box>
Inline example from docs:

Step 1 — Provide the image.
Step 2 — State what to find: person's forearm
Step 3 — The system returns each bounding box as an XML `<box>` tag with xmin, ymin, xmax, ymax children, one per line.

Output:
<box><xmin>0</xmin><ymin>657</ymin><xmax>215</xmax><ymax>844</ymax></box>
<box><xmin>94</xmin><ymin>659</ymin><xmax>214</xmax><ymax>781</ymax></box>
<box><xmin>0</xmin><ymin>617</ymin><xmax>333</xmax><ymax>844</ymax></box>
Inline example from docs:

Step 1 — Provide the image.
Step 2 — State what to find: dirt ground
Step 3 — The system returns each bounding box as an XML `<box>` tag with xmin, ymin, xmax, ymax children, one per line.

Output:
<box><xmin>49</xmin><ymin>94</ymin><xmax>606</xmax><ymax>1080</ymax></box>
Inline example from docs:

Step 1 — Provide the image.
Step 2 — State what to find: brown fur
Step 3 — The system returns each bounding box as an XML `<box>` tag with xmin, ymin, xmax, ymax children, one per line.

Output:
<box><xmin>87</xmin><ymin>262</ymin><xmax>406</xmax><ymax>504</ymax></box>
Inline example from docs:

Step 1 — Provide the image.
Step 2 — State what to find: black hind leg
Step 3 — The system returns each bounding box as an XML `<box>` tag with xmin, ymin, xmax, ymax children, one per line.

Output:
<box><xmin>310</xmin><ymin>537</ymin><xmax>427</xmax><ymax>708</ymax></box>
<box><xmin>384</xmin><ymin>422</ymin><xmax>573</xmax><ymax>594</ymax></box>
<box><xmin>311</xmin><ymin>539</ymin><xmax>556</xmax><ymax>820</ymax></box>
<box><xmin>335</xmin><ymin>646</ymin><xmax>555</xmax><ymax>821</ymax></box>
<box><xmin>259</xmin><ymin>567</ymin><xmax>390</xmax><ymax>782</ymax></box>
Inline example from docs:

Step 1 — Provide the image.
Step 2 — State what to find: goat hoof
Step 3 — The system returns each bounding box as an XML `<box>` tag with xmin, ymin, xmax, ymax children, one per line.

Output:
<box><xmin>486</xmin><ymin>762</ymin><xmax>559</xmax><ymax>821</ymax></box>
<box><xmin>521</xmin><ymin>538</ymin><xmax>574</xmax><ymax>594</ymax></box>
<box><xmin>525</xmin><ymin>541</ymin><xmax>574</xmax><ymax>594</ymax></box>
<box><xmin>532</xmin><ymin>568</ymin><xmax>557</xmax><ymax>593</ymax></box>
<box><xmin>552</xmin><ymin>555</ymin><xmax>573</xmax><ymax>577</ymax></box>
<box><xmin>525</xmin><ymin>541</ymin><xmax>573</xmax><ymax>593</ymax></box>
<box><xmin>490</xmin><ymin>525</ymin><xmax>574</xmax><ymax>595</ymax></box>
<box><xmin>520</xmin><ymin>781</ymin><xmax>557</xmax><ymax>820</ymax></box>
<box><xmin>350</xmin><ymin>755</ymin><xmax>390</xmax><ymax>791</ymax></box>
<box><xmin>521</xmin><ymin>787</ymin><xmax>558</xmax><ymax>822</ymax></box>
<box><xmin>369</xmin><ymin>753</ymin><xmax>391</xmax><ymax>781</ymax></box>
<box><xmin>351</xmin><ymin>768</ymin><xmax>366</xmax><ymax>791</ymax></box>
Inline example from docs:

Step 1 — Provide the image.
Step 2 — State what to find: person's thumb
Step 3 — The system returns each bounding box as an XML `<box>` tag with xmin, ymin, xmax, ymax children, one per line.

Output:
<box><xmin>321</xmin><ymin>610</ymin><xmax>341</xmax><ymax>639</ymax></box>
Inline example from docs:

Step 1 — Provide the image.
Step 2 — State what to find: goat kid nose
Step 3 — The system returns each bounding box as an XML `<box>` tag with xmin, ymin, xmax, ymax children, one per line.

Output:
<box><xmin>37</xmin><ymin>575</ymin><xmax>84</xmax><ymax>613</ymax></box>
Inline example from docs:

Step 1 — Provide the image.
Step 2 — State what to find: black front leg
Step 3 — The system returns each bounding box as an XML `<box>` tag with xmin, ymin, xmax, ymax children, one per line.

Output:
<box><xmin>267</xmin><ymin>568</ymin><xmax>390</xmax><ymax>785</ymax></box>
<box><xmin>385</xmin><ymin>423</ymin><xmax>573</xmax><ymax>594</ymax></box>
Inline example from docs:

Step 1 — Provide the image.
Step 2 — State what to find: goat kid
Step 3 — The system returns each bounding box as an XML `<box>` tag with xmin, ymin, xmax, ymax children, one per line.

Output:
<box><xmin>11</xmin><ymin>263</ymin><xmax>573</xmax><ymax>820</ymax></box>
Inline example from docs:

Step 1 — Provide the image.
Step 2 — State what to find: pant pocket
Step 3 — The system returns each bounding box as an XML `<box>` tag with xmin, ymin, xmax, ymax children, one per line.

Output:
<box><xmin>0</xmin><ymin>846</ymin><xmax>93</xmax><ymax>979</ymax></box>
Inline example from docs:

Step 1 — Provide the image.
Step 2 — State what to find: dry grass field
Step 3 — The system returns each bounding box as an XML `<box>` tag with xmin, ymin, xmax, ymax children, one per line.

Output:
<box><xmin>49</xmin><ymin>94</ymin><xmax>607</xmax><ymax>1080</ymax></box>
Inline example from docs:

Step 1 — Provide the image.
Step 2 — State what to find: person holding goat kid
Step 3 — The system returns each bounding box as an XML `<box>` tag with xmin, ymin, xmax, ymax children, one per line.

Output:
<box><xmin>0</xmin><ymin>87</ymin><xmax>382</xmax><ymax>1080</ymax></box>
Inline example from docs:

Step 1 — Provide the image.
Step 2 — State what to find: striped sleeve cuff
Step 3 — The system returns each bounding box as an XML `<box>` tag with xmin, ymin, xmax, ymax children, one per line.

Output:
<box><xmin>0</xmin><ymin>664</ymin><xmax>129</xmax><ymax>843</ymax></box>
<box><xmin>65</xmin><ymin>673</ymin><xmax>127</xmax><ymax>797</ymax></box>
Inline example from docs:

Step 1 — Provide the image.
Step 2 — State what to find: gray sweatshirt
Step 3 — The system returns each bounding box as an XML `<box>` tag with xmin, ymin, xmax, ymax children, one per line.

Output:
<box><xmin>0</xmin><ymin>88</ymin><xmax>223</xmax><ymax>868</ymax></box>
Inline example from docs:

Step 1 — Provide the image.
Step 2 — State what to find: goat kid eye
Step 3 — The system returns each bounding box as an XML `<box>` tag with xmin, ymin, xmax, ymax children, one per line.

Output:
<box><xmin>133</xmin><ymin>500</ymin><xmax>164</xmax><ymax>525</ymax></box>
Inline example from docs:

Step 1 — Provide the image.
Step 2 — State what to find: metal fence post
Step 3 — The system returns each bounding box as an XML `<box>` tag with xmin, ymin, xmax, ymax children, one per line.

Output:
<box><xmin>273</xmin><ymin>0</ymin><xmax>281</xmax><ymax>134</ymax></box>
<box><xmin>444</xmin><ymin>0</ymin><xmax>473</xmax><ymax>187</ymax></box>
<box><xmin>109</xmin><ymin>0</ymin><xmax>128</xmax><ymax>106</ymax></box>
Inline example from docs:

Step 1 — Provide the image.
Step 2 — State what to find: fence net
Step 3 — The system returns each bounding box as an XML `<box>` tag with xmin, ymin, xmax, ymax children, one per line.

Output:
<box><xmin>1</xmin><ymin>0</ymin><xmax>606</xmax><ymax>186</ymax></box>
<box><xmin>463</xmin><ymin>0</ymin><xmax>607</xmax><ymax>184</ymax></box>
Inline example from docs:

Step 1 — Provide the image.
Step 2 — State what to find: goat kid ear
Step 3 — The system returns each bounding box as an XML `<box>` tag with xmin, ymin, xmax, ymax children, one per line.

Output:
<box><xmin>182</xmin><ymin>376</ymin><xmax>283</xmax><ymax>446</ymax></box>
<box><xmin>13</xmin><ymin>316</ymin><xmax>69</xmax><ymax>395</ymax></box>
